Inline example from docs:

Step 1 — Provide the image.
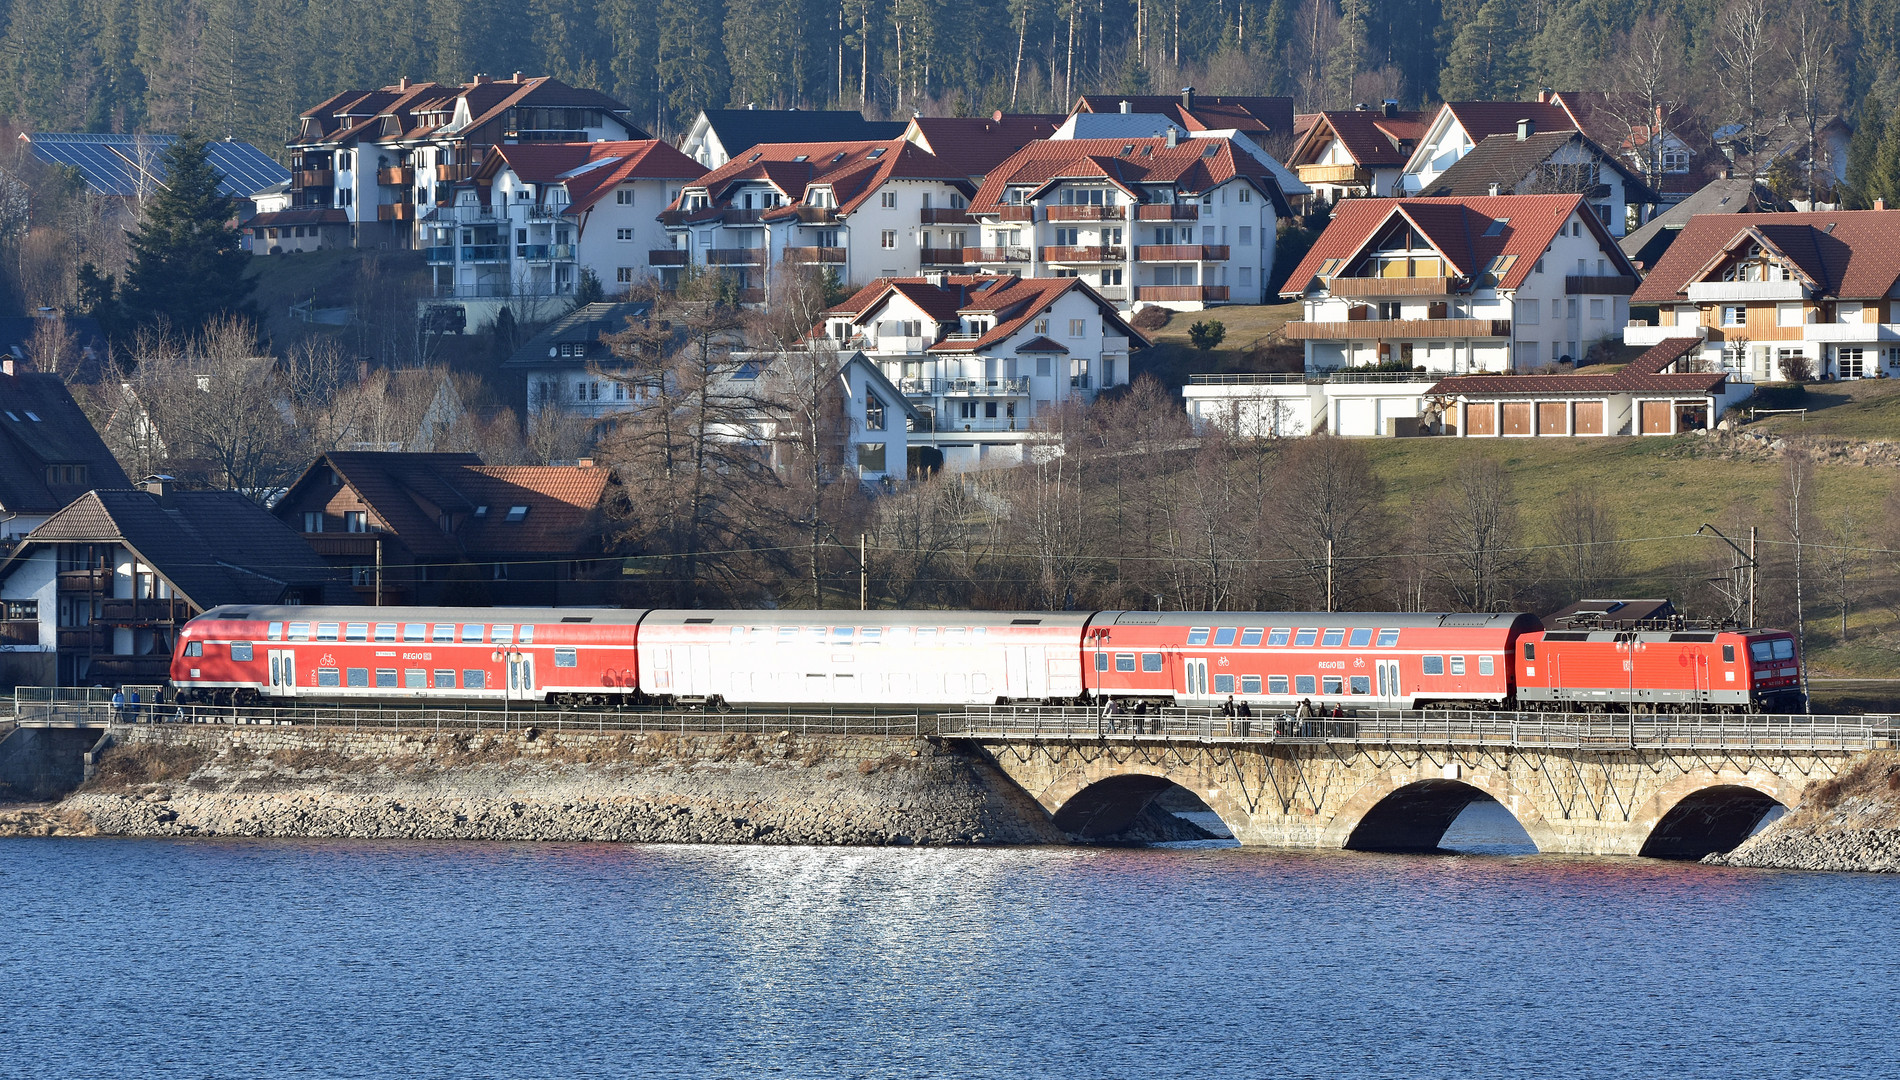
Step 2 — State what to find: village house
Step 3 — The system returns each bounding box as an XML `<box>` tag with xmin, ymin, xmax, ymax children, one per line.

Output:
<box><xmin>270</xmin><ymin>452</ymin><xmax>619</xmax><ymax>607</ymax></box>
<box><xmin>508</xmin><ymin>301</ymin><xmax>650</xmax><ymax>418</ymax></box>
<box><xmin>1628</xmin><ymin>209</ymin><xmax>1900</xmax><ymax>382</ymax></box>
<box><xmin>1285</xmin><ymin>103</ymin><xmax>1430</xmax><ymax>202</ymax></box>
<box><xmin>963</xmin><ymin>132</ymin><xmax>1292</xmax><ymax>310</ymax></box>
<box><xmin>1620</xmin><ymin>177</ymin><xmax>1790</xmax><ymax>271</ymax></box>
<box><xmin>816</xmin><ymin>274</ymin><xmax>1147</xmax><ymax>471</ymax></box>
<box><xmin>1415</xmin><ymin>123</ymin><xmax>1657</xmax><ymax>237</ymax></box>
<box><xmin>283</xmin><ymin>73</ymin><xmax>646</xmax><ymax>251</ymax></box>
<box><xmin>1071</xmin><ymin>91</ymin><xmax>1298</xmax><ymax>143</ymax></box>
<box><xmin>1399</xmin><ymin>100</ymin><xmax>1582</xmax><ymax>195</ymax></box>
<box><xmin>419</xmin><ymin>140</ymin><xmax>703</xmax><ymax>326</ymax></box>
<box><xmin>0</xmin><ymin>478</ymin><xmax>343</xmax><ymax>688</ymax></box>
<box><xmin>681</xmin><ymin>109</ymin><xmax>906</xmax><ymax>169</ymax></box>
<box><xmin>0</xmin><ymin>358</ymin><xmax>131</xmax><ymax>547</ymax></box>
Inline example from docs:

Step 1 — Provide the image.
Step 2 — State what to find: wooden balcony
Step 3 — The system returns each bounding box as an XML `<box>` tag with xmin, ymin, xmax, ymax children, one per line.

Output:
<box><xmin>737</xmin><ymin>288</ymin><xmax>766</xmax><ymax>303</ymax></box>
<box><xmin>435</xmin><ymin>163</ymin><xmax>476</xmax><ymax>182</ymax></box>
<box><xmin>57</xmin><ymin>569</ymin><xmax>111</xmax><ymax>593</ymax></box>
<box><xmin>963</xmin><ymin>246</ymin><xmax>1030</xmax><ymax>264</ymax></box>
<box><xmin>377</xmin><ymin>166</ymin><xmax>415</xmax><ymax>185</ymax></box>
<box><xmin>98</xmin><ymin>598</ymin><xmax>188</xmax><ymax>624</ymax></box>
<box><xmin>1040</xmin><ymin>245</ymin><xmax>1124</xmax><ymax>262</ymax></box>
<box><xmin>1046</xmin><ymin>205</ymin><xmax>1124</xmax><ymax>221</ymax></box>
<box><xmin>1134</xmin><ymin>286</ymin><xmax>1230</xmax><ymax>302</ymax></box>
<box><xmin>705</xmin><ymin>248</ymin><xmax>765</xmax><ymax>265</ymax></box>
<box><xmin>649</xmin><ymin>249</ymin><xmax>688</xmax><ymax>266</ymax></box>
<box><xmin>304</xmin><ymin>534</ymin><xmax>378</xmax><ymax>557</ymax></box>
<box><xmin>0</xmin><ymin>620</ymin><xmax>37</xmax><ymax>647</ymax></box>
<box><xmin>922</xmin><ymin>248</ymin><xmax>969</xmax><ymax>265</ymax></box>
<box><xmin>1133</xmin><ymin>204</ymin><xmax>1198</xmax><ymax>221</ymax></box>
<box><xmin>377</xmin><ymin>203</ymin><xmax>415</xmax><ymax>222</ymax></box>
<box><xmin>1136</xmin><ymin>244</ymin><xmax>1228</xmax><ymax>261</ymax></box>
<box><xmin>57</xmin><ymin>627</ymin><xmax>109</xmax><ymax>650</ymax></box>
<box><xmin>998</xmin><ymin>206</ymin><xmax>1036</xmax><ymax>221</ymax></box>
<box><xmin>1565</xmin><ymin>274</ymin><xmax>1639</xmax><ymax>296</ymax></box>
<box><xmin>786</xmin><ymin>206</ymin><xmax>840</xmax><ymax>223</ymax></box>
<box><xmin>1284</xmin><ymin>317</ymin><xmax>1513</xmax><ymax>340</ymax></box>
<box><xmin>784</xmin><ymin>246</ymin><xmax>846</xmax><ymax>264</ymax></box>
<box><xmin>921</xmin><ymin>208</ymin><xmax>975</xmax><ymax>224</ymax></box>
<box><xmin>294</xmin><ymin>169</ymin><xmax>334</xmax><ymax>187</ymax></box>
<box><xmin>1326</xmin><ymin>276</ymin><xmax>1454</xmax><ymax>297</ymax></box>
<box><xmin>1297</xmin><ymin>163</ymin><xmax>1373</xmax><ymax>185</ymax></box>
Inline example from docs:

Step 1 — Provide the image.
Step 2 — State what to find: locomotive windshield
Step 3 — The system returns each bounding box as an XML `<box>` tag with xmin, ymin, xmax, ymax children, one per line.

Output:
<box><xmin>1750</xmin><ymin>639</ymin><xmax>1796</xmax><ymax>662</ymax></box>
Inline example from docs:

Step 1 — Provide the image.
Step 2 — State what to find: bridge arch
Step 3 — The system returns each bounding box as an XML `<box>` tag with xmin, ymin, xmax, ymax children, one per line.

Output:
<box><xmin>1321</xmin><ymin>770</ymin><xmax>1558</xmax><ymax>853</ymax></box>
<box><xmin>1637</xmin><ymin>781</ymin><xmax>1791</xmax><ymax>860</ymax></box>
<box><xmin>1037</xmin><ymin>761</ymin><xmax>1245</xmax><ymax>841</ymax></box>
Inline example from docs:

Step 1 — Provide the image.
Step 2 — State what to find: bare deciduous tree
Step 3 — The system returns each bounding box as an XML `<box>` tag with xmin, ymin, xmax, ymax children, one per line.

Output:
<box><xmin>1269</xmin><ymin>435</ymin><xmax>1386</xmax><ymax>610</ymax></box>
<box><xmin>1432</xmin><ymin>456</ymin><xmax>1530</xmax><ymax>611</ymax></box>
<box><xmin>1542</xmin><ymin>483</ymin><xmax>1627</xmax><ymax>603</ymax></box>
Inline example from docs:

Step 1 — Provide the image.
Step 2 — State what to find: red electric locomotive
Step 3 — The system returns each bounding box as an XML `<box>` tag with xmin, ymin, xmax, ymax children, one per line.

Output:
<box><xmin>1514</xmin><ymin>625</ymin><xmax>1802</xmax><ymax>713</ymax></box>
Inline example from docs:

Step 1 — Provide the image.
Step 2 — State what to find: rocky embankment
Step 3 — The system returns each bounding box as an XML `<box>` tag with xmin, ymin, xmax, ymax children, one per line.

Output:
<box><xmin>1707</xmin><ymin>752</ymin><xmax>1900</xmax><ymax>872</ymax></box>
<box><xmin>0</xmin><ymin>724</ymin><xmax>1210</xmax><ymax>847</ymax></box>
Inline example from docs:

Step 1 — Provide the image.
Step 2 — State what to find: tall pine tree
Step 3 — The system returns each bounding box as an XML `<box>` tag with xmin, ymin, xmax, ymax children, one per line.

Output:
<box><xmin>120</xmin><ymin>132</ymin><xmax>257</xmax><ymax>337</ymax></box>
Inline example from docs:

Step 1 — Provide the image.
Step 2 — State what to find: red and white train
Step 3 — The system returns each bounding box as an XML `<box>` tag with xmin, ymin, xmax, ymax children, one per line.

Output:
<box><xmin>170</xmin><ymin>605</ymin><xmax>1806</xmax><ymax>713</ymax></box>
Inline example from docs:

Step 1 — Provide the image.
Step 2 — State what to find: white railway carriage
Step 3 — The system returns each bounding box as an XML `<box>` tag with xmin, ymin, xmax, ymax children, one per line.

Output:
<box><xmin>636</xmin><ymin>610</ymin><xmax>1095</xmax><ymax>707</ymax></box>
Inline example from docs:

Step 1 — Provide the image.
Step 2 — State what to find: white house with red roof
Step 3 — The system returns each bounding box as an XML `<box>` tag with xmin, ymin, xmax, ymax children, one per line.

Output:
<box><xmin>816</xmin><ymin>274</ymin><xmax>1148</xmax><ymax>471</ymax></box>
<box><xmin>964</xmin><ymin>133</ymin><xmax>1292</xmax><ymax>311</ymax></box>
<box><xmin>417</xmin><ymin>140</ymin><xmax>703</xmax><ymax>324</ymax></box>
<box><xmin>1398</xmin><ymin>101</ymin><xmax>1581</xmax><ymax>195</ymax></box>
<box><xmin>1285</xmin><ymin>105</ymin><xmax>1430</xmax><ymax>202</ymax></box>
<box><xmin>660</xmin><ymin>138</ymin><xmax>975</xmax><ymax>304</ymax></box>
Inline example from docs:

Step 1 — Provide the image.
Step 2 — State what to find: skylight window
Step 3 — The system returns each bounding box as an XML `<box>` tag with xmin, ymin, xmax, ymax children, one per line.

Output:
<box><xmin>505</xmin><ymin>505</ymin><xmax>529</xmax><ymax>522</ymax></box>
<box><xmin>793</xmin><ymin>154</ymin><xmax>809</xmax><ymax>162</ymax></box>
<box><xmin>3</xmin><ymin>412</ymin><xmax>17</xmax><ymax>421</ymax></box>
<box><xmin>867</xmin><ymin>147</ymin><xmax>885</xmax><ymax>159</ymax></box>
<box><xmin>1484</xmin><ymin>218</ymin><xmax>1509</xmax><ymax>236</ymax></box>
<box><xmin>23</xmin><ymin>411</ymin><xmax>38</xmax><ymax>421</ymax></box>
<box><xmin>474</xmin><ymin>505</ymin><xmax>488</xmax><ymax>517</ymax></box>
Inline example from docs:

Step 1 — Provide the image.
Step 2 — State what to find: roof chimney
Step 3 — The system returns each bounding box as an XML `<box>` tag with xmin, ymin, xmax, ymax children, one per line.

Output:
<box><xmin>141</xmin><ymin>475</ymin><xmax>175</xmax><ymax>505</ymax></box>
<box><xmin>1119</xmin><ymin>100</ymin><xmax>1131</xmax><ymax>114</ymax></box>
<box><xmin>1879</xmin><ymin>198</ymin><xmax>1889</xmax><ymax>211</ymax></box>
<box><xmin>1538</xmin><ymin>88</ymin><xmax>1552</xmax><ymax>104</ymax></box>
<box><xmin>473</xmin><ymin>73</ymin><xmax>491</xmax><ymax>85</ymax></box>
<box><xmin>398</xmin><ymin>76</ymin><xmax>410</xmax><ymax>91</ymax></box>
<box><xmin>512</xmin><ymin>71</ymin><xmax>524</xmax><ymax>83</ymax></box>
<box><xmin>1488</xmin><ymin>182</ymin><xmax>1502</xmax><ymax>197</ymax></box>
<box><xmin>1180</xmin><ymin>86</ymin><xmax>1196</xmax><ymax>112</ymax></box>
<box><xmin>1</xmin><ymin>358</ymin><xmax>13</xmax><ymax>378</ymax></box>
<box><xmin>1165</xmin><ymin>126</ymin><xmax>1179</xmax><ymax>148</ymax></box>
<box><xmin>1517</xmin><ymin>118</ymin><xmax>1534</xmax><ymax>141</ymax></box>
<box><xmin>1382</xmin><ymin>99</ymin><xmax>1399</xmax><ymax>118</ymax></box>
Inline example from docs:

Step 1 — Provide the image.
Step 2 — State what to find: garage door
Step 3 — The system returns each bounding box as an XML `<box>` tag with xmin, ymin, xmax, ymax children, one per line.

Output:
<box><xmin>1574</xmin><ymin>401</ymin><xmax>1604</xmax><ymax>435</ymax></box>
<box><xmin>1640</xmin><ymin>400</ymin><xmax>1672</xmax><ymax>434</ymax></box>
<box><xmin>1501</xmin><ymin>402</ymin><xmax>1532</xmax><ymax>435</ymax></box>
<box><xmin>1465</xmin><ymin>402</ymin><xmax>1497</xmax><ymax>436</ymax></box>
<box><xmin>1537</xmin><ymin>402</ymin><xmax>1567</xmax><ymax>434</ymax></box>
<box><xmin>1336</xmin><ymin>398</ymin><xmax>1377</xmax><ymax>437</ymax></box>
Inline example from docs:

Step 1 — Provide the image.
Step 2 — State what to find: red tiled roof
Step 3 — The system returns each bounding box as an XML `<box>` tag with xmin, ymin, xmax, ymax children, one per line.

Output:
<box><xmin>1426</xmin><ymin>337</ymin><xmax>1724</xmax><ymax>396</ymax></box>
<box><xmin>1632</xmin><ymin>210</ymin><xmax>1900</xmax><ymax>303</ymax></box>
<box><xmin>675</xmin><ymin>139</ymin><xmax>968</xmax><ymax>218</ymax></box>
<box><xmin>1290</xmin><ymin>110</ymin><xmax>1429</xmax><ymax>169</ymax></box>
<box><xmin>1013</xmin><ymin>335</ymin><xmax>1070</xmax><ymax>354</ymax></box>
<box><xmin>968</xmin><ymin>136</ymin><xmax>1288</xmax><ymax>214</ymax></box>
<box><xmin>483</xmin><ymin>141</ymin><xmax>705</xmax><ymax>214</ymax></box>
<box><xmin>905</xmin><ymin>114</ymin><xmax>1064</xmax><ymax>178</ymax></box>
<box><xmin>1279</xmin><ymin>194</ymin><xmax>1635</xmax><ymax>296</ymax></box>
<box><xmin>821</xmin><ymin>274</ymin><xmax>1150</xmax><ymax>354</ymax></box>
<box><xmin>294</xmin><ymin>76</ymin><xmax>637</xmax><ymax>148</ymax></box>
<box><xmin>1442</xmin><ymin>102</ymin><xmax>1579</xmax><ymax>142</ymax></box>
<box><xmin>460</xmin><ymin>465</ymin><xmax>613</xmax><ymax>554</ymax></box>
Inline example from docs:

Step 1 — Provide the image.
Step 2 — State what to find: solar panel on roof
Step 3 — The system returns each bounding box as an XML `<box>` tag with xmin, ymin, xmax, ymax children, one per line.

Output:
<box><xmin>23</xmin><ymin>133</ymin><xmax>289</xmax><ymax>198</ymax></box>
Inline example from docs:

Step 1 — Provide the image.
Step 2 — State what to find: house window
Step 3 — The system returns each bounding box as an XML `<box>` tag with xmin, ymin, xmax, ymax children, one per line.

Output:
<box><xmin>616</xmin><ymin>189</ymin><xmax>634</xmax><ymax>204</ymax></box>
<box><xmin>616</xmin><ymin>228</ymin><xmax>633</xmax><ymax>241</ymax></box>
<box><xmin>857</xmin><ymin>443</ymin><xmax>887</xmax><ymax>473</ymax></box>
<box><xmin>1034</xmin><ymin>318</ymin><xmax>1049</xmax><ymax>334</ymax></box>
<box><xmin>1589</xmin><ymin>298</ymin><xmax>1605</xmax><ymax>319</ymax></box>
<box><xmin>1069</xmin><ymin>319</ymin><xmax>1086</xmax><ymax>338</ymax></box>
<box><xmin>1238</xmin><ymin>226</ymin><xmax>1252</xmax><ymax>245</ymax></box>
<box><xmin>865</xmin><ymin>393</ymin><xmax>886</xmax><ymax>431</ymax></box>
<box><xmin>344</xmin><ymin>511</ymin><xmax>367</xmax><ymax>533</ymax></box>
<box><xmin>1239</xmin><ymin>266</ymin><xmax>1252</xmax><ymax>286</ymax></box>
<box><xmin>881</xmin><ymin>230</ymin><xmax>896</xmax><ymax>248</ymax></box>
<box><xmin>1535</xmin><ymin>258</ymin><xmax>1544</xmax><ymax>273</ymax></box>
<box><xmin>302</xmin><ymin>512</ymin><xmax>324</xmax><ymax>533</ymax></box>
<box><xmin>1722</xmin><ymin>305</ymin><xmax>1746</xmax><ymax>327</ymax></box>
<box><xmin>617</xmin><ymin>267</ymin><xmax>635</xmax><ymax>283</ymax></box>
<box><xmin>1036</xmin><ymin>357</ymin><xmax>1051</xmax><ymax>376</ymax></box>
<box><xmin>1838</xmin><ymin>346</ymin><xmax>1867</xmax><ymax>379</ymax></box>
<box><xmin>881</xmin><ymin>191</ymin><xmax>896</xmax><ymax>208</ymax></box>
<box><xmin>1238</xmin><ymin>188</ymin><xmax>1252</xmax><ymax>203</ymax></box>
<box><xmin>1102</xmin><ymin>269</ymin><xmax>1122</xmax><ymax>285</ymax></box>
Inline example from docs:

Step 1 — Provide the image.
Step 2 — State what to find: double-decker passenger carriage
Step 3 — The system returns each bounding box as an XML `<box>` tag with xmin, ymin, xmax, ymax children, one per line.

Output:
<box><xmin>1084</xmin><ymin>611</ymin><xmax>1539</xmax><ymax>711</ymax></box>
<box><xmin>1513</xmin><ymin>626</ymin><xmax>1802</xmax><ymax>713</ymax></box>
<box><xmin>173</xmin><ymin>605</ymin><xmax>645</xmax><ymax>705</ymax></box>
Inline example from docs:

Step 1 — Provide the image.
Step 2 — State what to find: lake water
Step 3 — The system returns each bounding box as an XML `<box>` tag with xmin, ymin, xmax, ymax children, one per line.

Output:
<box><xmin>1</xmin><ymin>830</ymin><xmax>1892</xmax><ymax>1079</ymax></box>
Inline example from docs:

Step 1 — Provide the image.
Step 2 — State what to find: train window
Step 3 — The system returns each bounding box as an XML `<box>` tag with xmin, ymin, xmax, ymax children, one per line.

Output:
<box><xmin>1450</xmin><ymin>656</ymin><xmax>1466</xmax><ymax>676</ymax></box>
<box><xmin>1295</xmin><ymin>675</ymin><xmax>1316</xmax><ymax>695</ymax></box>
<box><xmin>464</xmin><ymin>670</ymin><xmax>486</xmax><ymax>689</ymax></box>
<box><xmin>1772</xmin><ymin>639</ymin><xmax>1794</xmax><ymax>660</ymax></box>
<box><xmin>1322</xmin><ymin>676</ymin><xmax>1343</xmax><ymax>695</ymax></box>
<box><xmin>833</xmin><ymin>627</ymin><xmax>855</xmax><ymax>641</ymax></box>
<box><xmin>345</xmin><ymin>623</ymin><xmax>368</xmax><ymax>641</ymax></box>
<box><xmin>731</xmin><ymin>626</ymin><xmax>747</xmax><ymax>643</ymax></box>
<box><xmin>184</xmin><ymin>641</ymin><xmax>203</xmax><ymax>657</ymax></box>
<box><xmin>405</xmin><ymin>670</ymin><xmax>425</xmax><ymax>688</ymax></box>
<box><xmin>1423</xmin><ymin>656</ymin><xmax>1445</xmax><ymax>675</ymax></box>
<box><xmin>288</xmin><ymin>623</ymin><xmax>311</xmax><ymax>641</ymax></box>
<box><xmin>402</xmin><ymin>624</ymin><xmax>425</xmax><ymax>642</ymax></box>
<box><xmin>347</xmin><ymin>668</ymin><xmax>368</xmax><ymax>687</ymax></box>
<box><xmin>1294</xmin><ymin>629</ymin><xmax>1316</xmax><ymax>646</ymax></box>
<box><xmin>1749</xmin><ymin>641</ymin><xmax>1772</xmax><ymax>662</ymax></box>
<box><xmin>433</xmin><ymin>624</ymin><xmax>454</xmax><ymax>643</ymax></box>
<box><xmin>1479</xmin><ymin>656</ymin><xmax>1494</xmax><ymax>676</ymax></box>
<box><xmin>231</xmin><ymin>643</ymin><xmax>253</xmax><ymax>662</ymax></box>
<box><xmin>1269</xmin><ymin>676</ymin><xmax>1289</xmax><ymax>694</ymax></box>
<box><xmin>519</xmin><ymin>625</ymin><xmax>533</xmax><ymax>644</ymax></box>
<box><xmin>947</xmin><ymin>628</ymin><xmax>967</xmax><ymax>643</ymax></box>
<box><xmin>434</xmin><ymin>670</ymin><xmax>456</xmax><ymax>688</ymax></box>
<box><xmin>1349</xmin><ymin>676</ymin><xmax>1370</xmax><ymax>695</ymax></box>
<box><xmin>375</xmin><ymin>669</ymin><xmax>398</xmax><ymax>688</ymax></box>
<box><xmin>1241</xmin><ymin>675</ymin><xmax>1261</xmax><ymax>694</ymax></box>
<box><xmin>1348</xmin><ymin>628</ymin><xmax>1373</xmax><ymax>647</ymax></box>
<box><xmin>805</xmin><ymin>626</ymin><xmax>827</xmax><ymax>642</ymax></box>
<box><xmin>461</xmin><ymin>625</ymin><xmax>482</xmax><ymax>643</ymax></box>
<box><xmin>1376</xmin><ymin>629</ymin><xmax>1400</xmax><ymax>647</ymax></box>
<box><xmin>1214</xmin><ymin>674</ymin><xmax>1235</xmax><ymax>693</ymax></box>
<box><xmin>1267</xmin><ymin>628</ymin><xmax>1290</xmax><ymax>646</ymax></box>
<box><xmin>860</xmin><ymin>628</ymin><xmax>882</xmax><ymax>644</ymax></box>
<box><xmin>317</xmin><ymin>668</ymin><xmax>340</xmax><ymax>687</ymax></box>
<box><xmin>1095</xmin><ymin>652</ymin><xmax>1108</xmax><ymax>671</ymax></box>
<box><xmin>1186</xmin><ymin>628</ymin><xmax>1210</xmax><ymax>645</ymax></box>
<box><xmin>555</xmin><ymin>648</ymin><xmax>577</xmax><ymax>668</ymax></box>
<box><xmin>885</xmin><ymin>627</ymin><xmax>910</xmax><ymax>645</ymax></box>
<box><xmin>779</xmin><ymin>627</ymin><xmax>798</xmax><ymax>642</ymax></box>
<box><xmin>1523</xmin><ymin>643</ymin><xmax>1535</xmax><ymax>660</ymax></box>
<box><xmin>1321</xmin><ymin>629</ymin><xmax>1344</xmax><ymax>647</ymax></box>
<box><xmin>1115</xmin><ymin>653</ymin><xmax>1136</xmax><ymax>672</ymax></box>
<box><xmin>1240</xmin><ymin>628</ymin><xmax>1263</xmax><ymax>646</ymax></box>
<box><xmin>316</xmin><ymin>623</ymin><xmax>339</xmax><ymax>641</ymax></box>
<box><xmin>493</xmin><ymin>625</ymin><xmax>514</xmax><ymax>645</ymax></box>
<box><xmin>374</xmin><ymin>624</ymin><xmax>397</xmax><ymax>642</ymax></box>
<box><xmin>268</xmin><ymin>622</ymin><xmax>283</xmax><ymax>640</ymax></box>
<box><xmin>918</xmin><ymin>628</ymin><xmax>937</xmax><ymax>644</ymax></box>
<box><xmin>1142</xmin><ymin>653</ymin><xmax>1163</xmax><ymax>672</ymax></box>
<box><xmin>973</xmin><ymin>627</ymin><xmax>986</xmax><ymax>639</ymax></box>
<box><xmin>1718</xmin><ymin>644</ymin><xmax>1734</xmax><ymax>663</ymax></box>
<box><xmin>1213</xmin><ymin>628</ymin><xmax>1236</xmax><ymax>646</ymax></box>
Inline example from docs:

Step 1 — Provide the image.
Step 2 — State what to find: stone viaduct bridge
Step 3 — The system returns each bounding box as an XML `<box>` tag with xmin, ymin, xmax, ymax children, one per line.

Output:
<box><xmin>944</xmin><ymin>709</ymin><xmax>1891</xmax><ymax>859</ymax></box>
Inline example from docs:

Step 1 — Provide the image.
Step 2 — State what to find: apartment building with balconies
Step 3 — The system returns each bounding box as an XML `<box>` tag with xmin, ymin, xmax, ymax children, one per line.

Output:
<box><xmin>1280</xmin><ymin>194</ymin><xmax>1641</xmax><ymax>374</ymax></box>
<box><xmin>659</xmin><ymin>139</ymin><xmax>976</xmax><ymax>304</ymax></box>
<box><xmin>416</xmin><ymin>141</ymin><xmax>703</xmax><ymax>326</ymax></box>
<box><xmin>816</xmin><ymin>275</ymin><xmax>1148</xmax><ymax>472</ymax></box>
<box><xmin>963</xmin><ymin>133</ymin><xmax>1292</xmax><ymax>310</ymax></box>
<box><xmin>1628</xmin><ymin>210</ymin><xmax>1900</xmax><ymax>382</ymax></box>
<box><xmin>286</xmin><ymin>73</ymin><xmax>646</xmax><ymax>249</ymax></box>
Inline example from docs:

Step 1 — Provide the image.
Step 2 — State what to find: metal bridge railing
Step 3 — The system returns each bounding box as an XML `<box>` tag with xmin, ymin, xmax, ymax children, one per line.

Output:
<box><xmin>942</xmin><ymin>705</ymin><xmax>1896</xmax><ymax>752</ymax></box>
